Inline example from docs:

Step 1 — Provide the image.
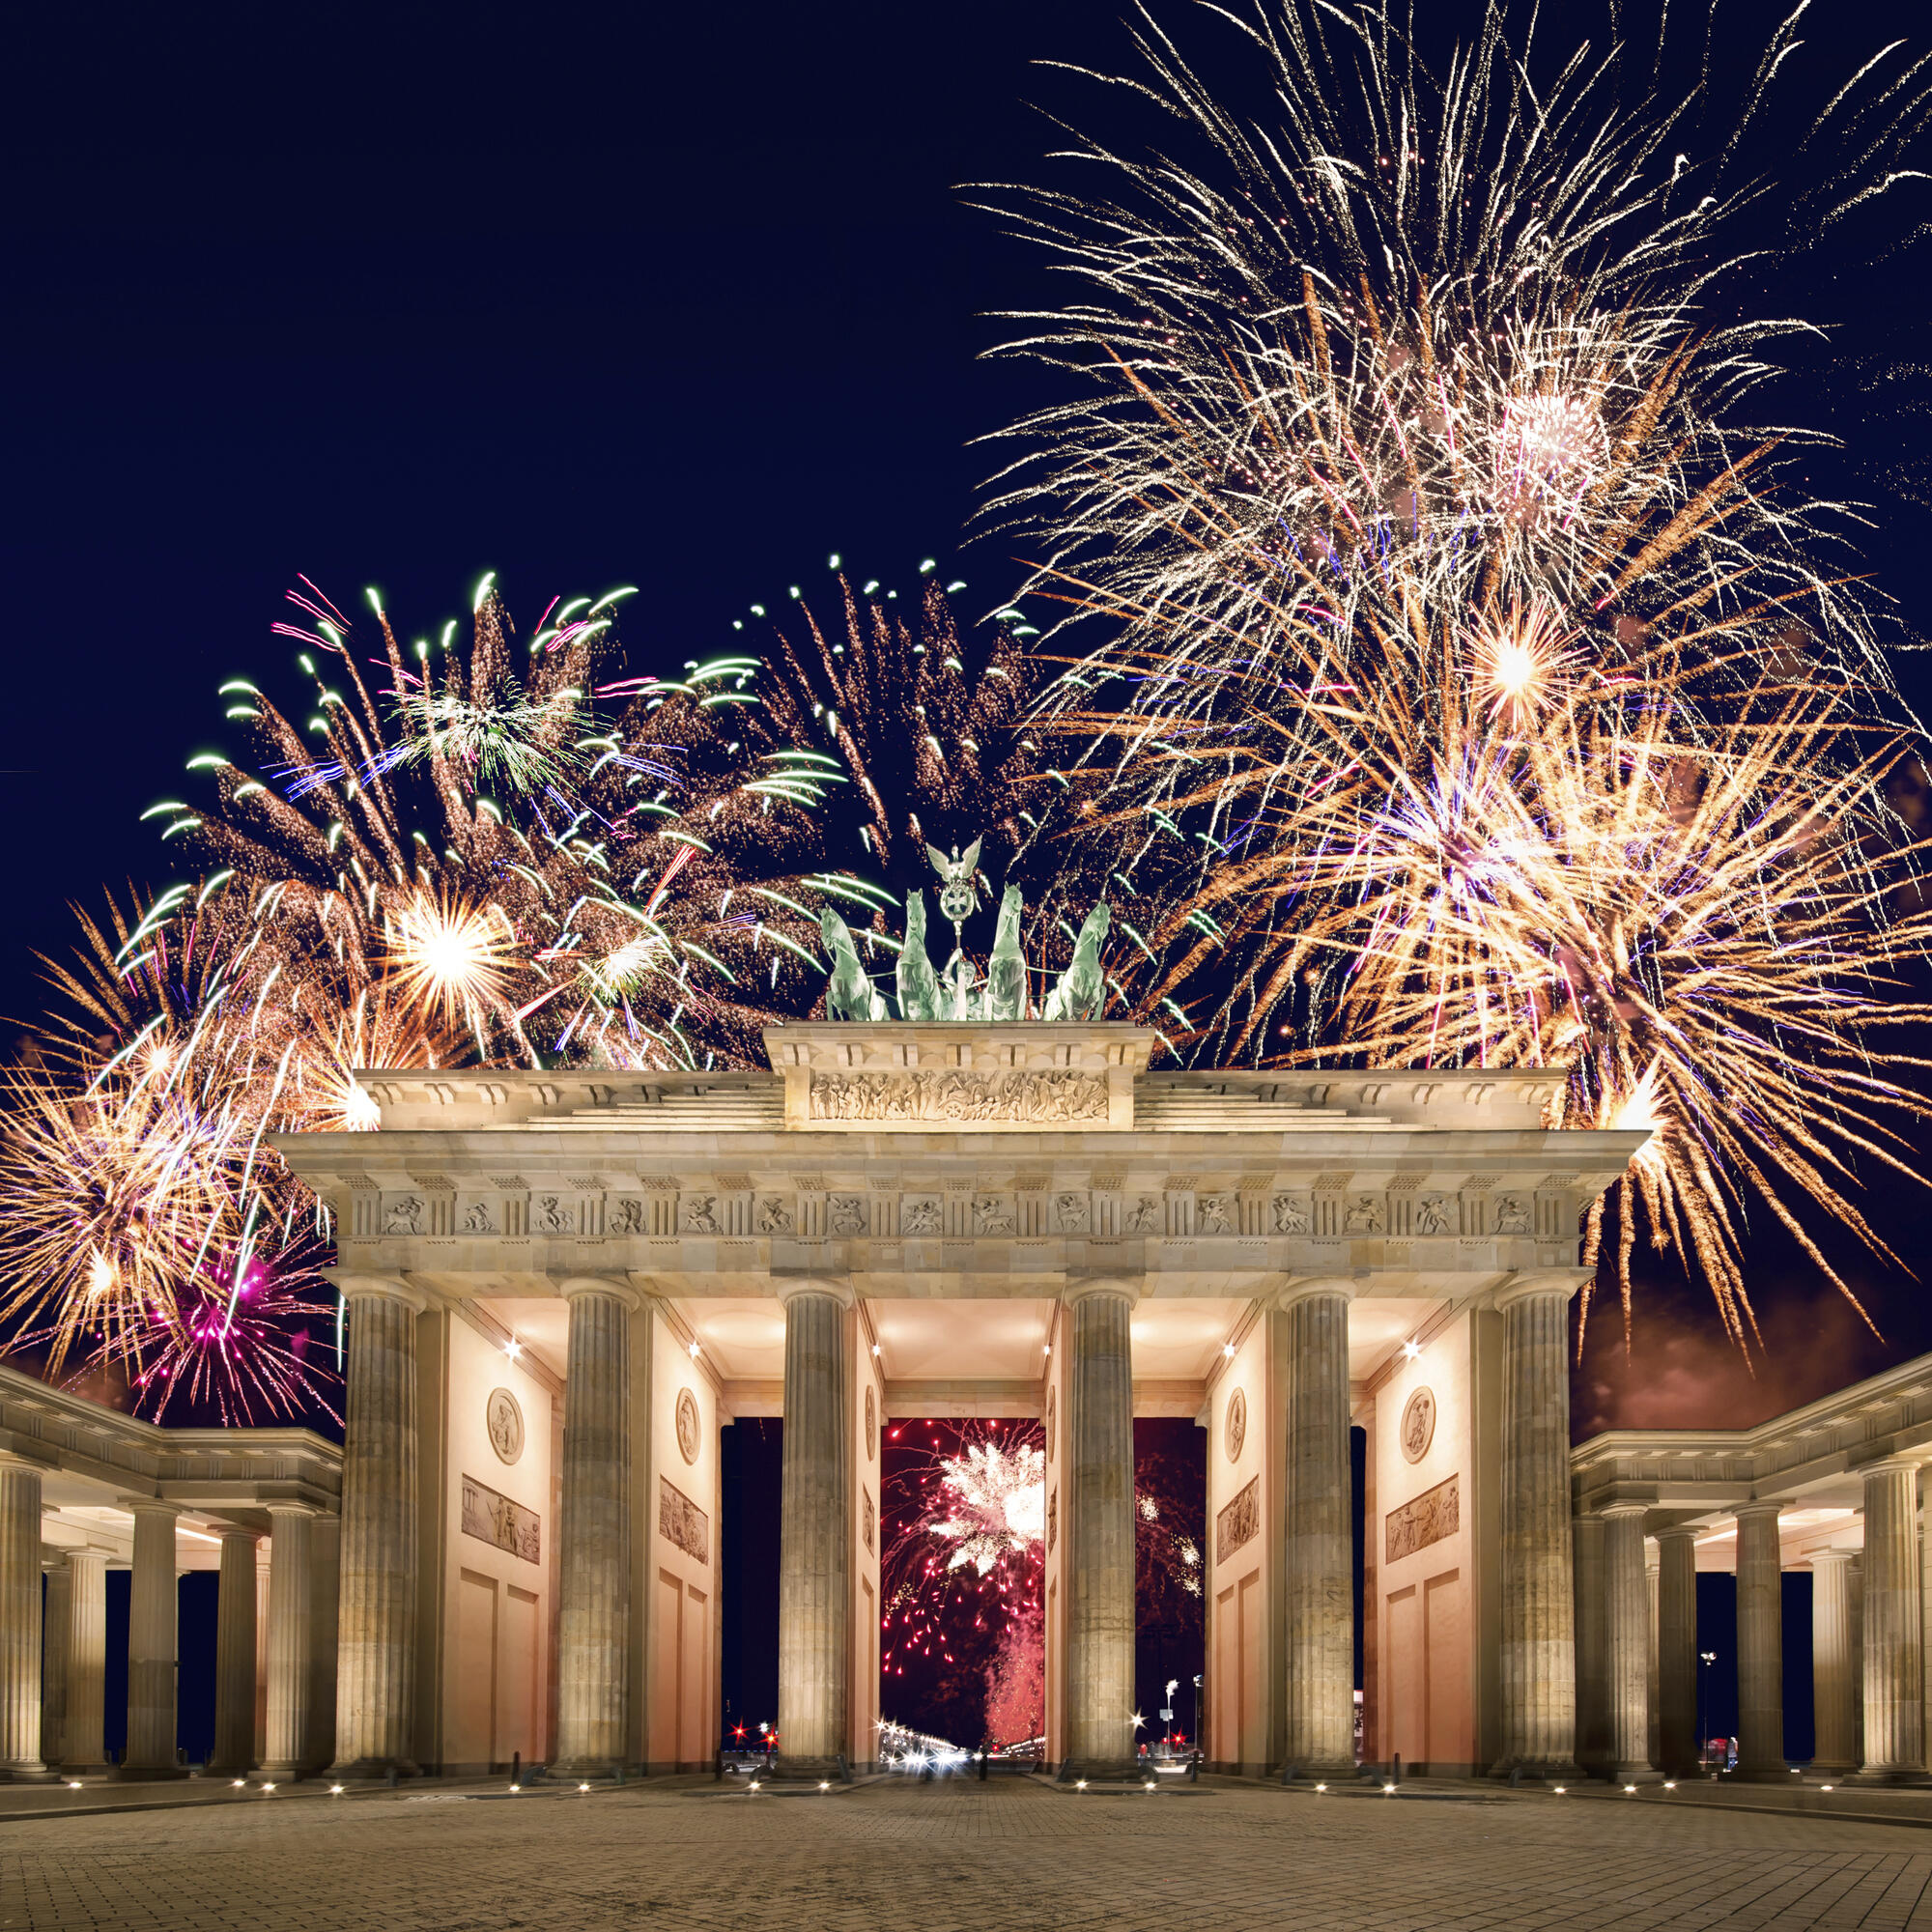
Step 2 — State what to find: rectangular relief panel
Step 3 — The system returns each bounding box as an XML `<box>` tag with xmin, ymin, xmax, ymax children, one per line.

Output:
<box><xmin>1386</xmin><ymin>1475</ymin><xmax>1460</xmax><ymax>1566</ymax></box>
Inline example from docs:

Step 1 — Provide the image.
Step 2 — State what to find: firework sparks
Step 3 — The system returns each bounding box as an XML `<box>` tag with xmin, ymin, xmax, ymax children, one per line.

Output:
<box><xmin>977</xmin><ymin>0</ymin><xmax>1932</xmax><ymax>1339</ymax></box>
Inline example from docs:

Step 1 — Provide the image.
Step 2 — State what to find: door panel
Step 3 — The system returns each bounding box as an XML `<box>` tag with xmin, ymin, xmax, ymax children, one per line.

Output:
<box><xmin>500</xmin><ymin>1585</ymin><xmax>540</xmax><ymax>1767</ymax></box>
<box><xmin>453</xmin><ymin>1570</ymin><xmax>497</xmax><ymax>1768</ymax></box>
<box><xmin>1387</xmin><ymin>1584</ymin><xmax>1422</xmax><ymax>1767</ymax></box>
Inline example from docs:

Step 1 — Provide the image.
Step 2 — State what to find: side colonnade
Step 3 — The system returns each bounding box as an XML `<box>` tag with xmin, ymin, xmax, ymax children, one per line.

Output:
<box><xmin>1576</xmin><ymin>1379</ymin><xmax>1932</xmax><ymax>1784</ymax></box>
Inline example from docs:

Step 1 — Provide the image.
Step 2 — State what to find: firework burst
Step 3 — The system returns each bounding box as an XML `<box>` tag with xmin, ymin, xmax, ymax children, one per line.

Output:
<box><xmin>976</xmin><ymin>0</ymin><xmax>1932</xmax><ymax>1338</ymax></box>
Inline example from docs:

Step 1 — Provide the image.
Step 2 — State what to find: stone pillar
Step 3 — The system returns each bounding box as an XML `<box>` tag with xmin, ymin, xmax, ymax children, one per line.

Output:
<box><xmin>329</xmin><ymin>1277</ymin><xmax>424</xmax><ymax>1776</ymax></box>
<box><xmin>1603</xmin><ymin>1505</ymin><xmax>1655</xmax><ymax>1779</ymax></box>
<box><xmin>123</xmin><ymin>1500</ymin><xmax>184</xmax><ymax>1777</ymax></box>
<box><xmin>1572</xmin><ymin>1513</ymin><xmax>1607</xmax><ymax>1776</ymax></box>
<box><xmin>1493</xmin><ymin>1274</ymin><xmax>1583</xmax><ymax>1777</ymax></box>
<box><xmin>1646</xmin><ymin>1545</ymin><xmax>1662</xmax><ymax>1771</ymax></box>
<box><xmin>41</xmin><ymin>1553</ymin><xmax>70</xmax><ymax>1774</ymax></box>
<box><xmin>555</xmin><ymin>1279</ymin><xmax>638</xmax><ymax>1775</ymax></box>
<box><xmin>1281</xmin><ymin>1279</ymin><xmax>1355</xmax><ymax>1776</ymax></box>
<box><xmin>1656</xmin><ymin>1527</ymin><xmax>1699</xmax><ymax>1776</ymax></box>
<box><xmin>1062</xmin><ymin>1279</ymin><xmax>1138</xmax><ymax>1778</ymax></box>
<box><xmin>777</xmin><ymin>1278</ymin><xmax>852</xmax><ymax>1775</ymax></box>
<box><xmin>1733</xmin><ymin>1501</ymin><xmax>1785</xmax><ymax>1778</ymax></box>
<box><xmin>1811</xmin><ymin>1550</ymin><xmax>1858</xmax><ymax>1773</ymax></box>
<box><xmin>1851</xmin><ymin>1554</ymin><xmax>1866</xmax><ymax>1767</ymax></box>
<box><xmin>309</xmin><ymin>1516</ymin><xmax>340</xmax><ymax>1774</ymax></box>
<box><xmin>211</xmin><ymin>1529</ymin><xmax>259</xmax><ymax>1772</ymax></box>
<box><xmin>263</xmin><ymin>1507</ymin><xmax>316</xmax><ymax>1776</ymax></box>
<box><xmin>0</xmin><ymin>1460</ymin><xmax>43</xmax><ymax>1778</ymax></box>
<box><xmin>1857</xmin><ymin>1459</ymin><xmax>1926</xmax><ymax>1782</ymax></box>
<box><xmin>63</xmin><ymin>1549</ymin><xmax>108</xmax><ymax>1774</ymax></box>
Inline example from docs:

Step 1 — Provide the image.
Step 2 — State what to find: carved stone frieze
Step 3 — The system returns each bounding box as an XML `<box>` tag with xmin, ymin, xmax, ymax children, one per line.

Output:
<box><xmin>806</xmin><ymin>1068</ymin><xmax>1108</xmax><ymax>1124</ymax></box>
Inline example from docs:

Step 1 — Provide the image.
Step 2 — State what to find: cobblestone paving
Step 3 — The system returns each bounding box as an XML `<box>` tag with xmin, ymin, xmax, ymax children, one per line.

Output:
<box><xmin>8</xmin><ymin>1776</ymin><xmax>1932</xmax><ymax>1932</ymax></box>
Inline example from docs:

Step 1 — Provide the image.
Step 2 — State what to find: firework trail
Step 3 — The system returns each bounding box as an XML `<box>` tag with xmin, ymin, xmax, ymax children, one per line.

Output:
<box><xmin>974</xmin><ymin>0</ymin><xmax>1932</xmax><ymax>1338</ymax></box>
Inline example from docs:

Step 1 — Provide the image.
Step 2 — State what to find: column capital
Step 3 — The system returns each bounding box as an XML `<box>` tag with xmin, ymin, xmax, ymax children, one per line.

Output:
<box><xmin>213</xmin><ymin>1524</ymin><xmax>259</xmax><ymax>1547</ymax></box>
<box><xmin>334</xmin><ymin>1273</ymin><xmax>429</xmax><ymax>1314</ymax></box>
<box><xmin>1599</xmin><ymin>1502</ymin><xmax>1650</xmax><ymax>1523</ymax></box>
<box><xmin>115</xmin><ymin>1496</ymin><xmax>182</xmax><ymax>1520</ymax></box>
<box><xmin>1807</xmin><ymin>1547</ymin><xmax>1857</xmax><ymax>1569</ymax></box>
<box><xmin>1732</xmin><ymin>1498</ymin><xmax>1785</xmax><ymax>1522</ymax></box>
<box><xmin>553</xmin><ymin>1273</ymin><xmax>642</xmax><ymax>1312</ymax></box>
<box><xmin>1857</xmin><ymin>1454</ymin><xmax>1926</xmax><ymax>1479</ymax></box>
<box><xmin>1274</xmin><ymin>1274</ymin><xmax>1357</xmax><ymax>1311</ymax></box>
<box><xmin>1061</xmin><ymin>1276</ymin><xmax>1141</xmax><ymax>1311</ymax></box>
<box><xmin>264</xmin><ymin>1501</ymin><xmax>320</xmax><ymax>1522</ymax></box>
<box><xmin>773</xmin><ymin>1275</ymin><xmax>856</xmax><ymax>1310</ymax></box>
<box><xmin>1654</xmin><ymin>1522</ymin><xmax>1701</xmax><ymax>1547</ymax></box>
<box><xmin>1489</xmin><ymin>1268</ymin><xmax>1593</xmax><ymax>1311</ymax></box>
<box><xmin>40</xmin><ymin>1548</ymin><xmax>71</xmax><ymax>1573</ymax></box>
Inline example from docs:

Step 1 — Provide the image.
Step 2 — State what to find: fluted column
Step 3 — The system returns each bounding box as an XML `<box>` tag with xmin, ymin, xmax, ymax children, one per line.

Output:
<box><xmin>555</xmin><ymin>1279</ymin><xmax>638</xmax><ymax>1775</ymax></box>
<box><xmin>1811</xmin><ymin>1551</ymin><xmax>1857</xmax><ymax>1772</ymax></box>
<box><xmin>211</xmin><ymin>1529</ymin><xmax>259</xmax><ymax>1772</ymax></box>
<box><xmin>263</xmin><ymin>1507</ymin><xmax>316</xmax><ymax>1776</ymax></box>
<box><xmin>41</xmin><ymin>1554</ymin><xmax>70</xmax><ymax>1774</ymax></box>
<box><xmin>123</xmin><ymin>1500</ymin><xmax>184</xmax><ymax>1776</ymax></box>
<box><xmin>1063</xmin><ymin>1278</ymin><xmax>1138</xmax><ymax>1777</ymax></box>
<box><xmin>777</xmin><ymin>1278</ymin><xmax>852</xmax><ymax>1775</ymax></box>
<box><xmin>1646</xmin><ymin>1545</ymin><xmax>1662</xmax><ymax>1771</ymax></box>
<box><xmin>1733</xmin><ymin>1501</ymin><xmax>1785</xmax><ymax>1778</ymax></box>
<box><xmin>309</xmin><ymin>1515</ymin><xmax>340</xmax><ymax>1774</ymax></box>
<box><xmin>63</xmin><ymin>1549</ymin><xmax>107</xmax><ymax>1773</ymax></box>
<box><xmin>1604</xmin><ymin>1505</ymin><xmax>1655</xmax><ymax>1779</ymax></box>
<box><xmin>1572</xmin><ymin>1513</ymin><xmax>1607</xmax><ymax>1776</ymax></box>
<box><xmin>329</xmin><ymin>1277</ymin><xmax>424</xmax><ymax>1776</ymax></box>
<box><xmin>1493</xmin><ymin>1274</ymin><xmax>1583</xmax><ymax>1777</ymax></box>
<box><xmin>1281</xmin><ymin>1279</ymin><xmax>1355</xmax><ymax>1776</ymax></box>
<box><xmin>1656</xmin><ymin>1526</ymin><xmax>1699</xmax><ymax>1776</ymax></box>
<box><xmin>1851</xmin><ymin>1555</ymin><xmax>1866</xmax><ymax>1766</ymax></box>
<box><xmin>0</xmin><ymin>1462</ymin><xmax>44</xmax><ymax>1778</ymax></box>
<box><xmin>1857</xmin><ymin>1459</ymin><xmax>1926</xmax><ymax>1781</ymax></box>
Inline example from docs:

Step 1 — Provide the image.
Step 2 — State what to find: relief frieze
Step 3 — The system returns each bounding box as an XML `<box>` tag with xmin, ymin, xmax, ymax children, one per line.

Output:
<box><xmin>1216</xmin><ymin>1475</ymin><xmax>1260</xmax><ymax>1564</ymax></box>
<box><xmin>807</xmin><ymin>1068</ymin><xmax>1108</xmax><ymax>1124</ymax></box>
<box><xmin>1386</xmin><ymin>1474</ymin><xmax>1459</xmax><ymax>1564</ymax></box>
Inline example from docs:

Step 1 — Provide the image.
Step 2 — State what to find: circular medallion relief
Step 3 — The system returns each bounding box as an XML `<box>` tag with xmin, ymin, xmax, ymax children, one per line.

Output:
<box><xmin>486</xmin><ymin>1387</ymin><xmax>525</xmax><ymax>1466</ymax></box>
<box><xmin>675</xmin><ymin>1387</ymin><xmax>701</xmax><ymax>1465</ymax></box>
<box><xmin>1401</xmin><ymin>1385</ymin><xmax>1436</xmax><ymax>1464</ymax></box>
<box><xmin>1046</xmin><ymin>1386</ymin><xmax>1057</xmax><ymax>1463</ymax></box>
<box><xmin>1224</xmin><ymin>1386</ymin><xmax>1247</xmax><ymax>1463</ymax></box>
<box><xmin>865</xmin><ymin>1384</ymin><xmax>877</xmax><ymax>1462</ymax></box>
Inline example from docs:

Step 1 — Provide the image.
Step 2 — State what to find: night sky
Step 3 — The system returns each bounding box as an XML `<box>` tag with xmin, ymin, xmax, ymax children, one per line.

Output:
<box><xmin>8</xmin><ymin>0</ymin><xmax>1932</xmax><ymax>1750</ymax></box>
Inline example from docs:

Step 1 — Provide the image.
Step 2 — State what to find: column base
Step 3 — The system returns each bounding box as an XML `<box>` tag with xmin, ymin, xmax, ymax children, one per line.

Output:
<box><xmin>773</xmin><ymin>1755</ymin><xmax>851</xmax><ymax>1782</ymax></box>
<box><xmin>57</xmin><ymin>1762</ymin><xmax>110</xmax><ymax>1778</ymax></box>
<box><xmin>1488</xmin><ymin>1758</ymin><xmax>1582</xmax><ymax>1783</ymax></box>
<box><xmin>553</xmin><ymin>1757</ymin><xmax>627</xmax><ymax>1779</ymax></box>
<box><xmin>1846</xmin><ymin>1767</ymin><xmax>1931</xmax><ymax>1785</ymax></box>
<box><xmin>0</xmin><ymin>1765</ymin><xmax>52</xmax><ymax>1782</ymax></box>
<box><xmin>1606</xmin><ymin>1765</ymin><xmax>1662</xmax><ymax>1783</ymax></box>
<box><xmin>258</xmin><ymin>1762</ymin><xmax>319</xmax><ymax>1779</ymax></box>
<box><xmin>327</xmin><ymin>1757</ymin><xmax>419</xmax><ymax>1780</ymax></box>
<box><xmin>115</xmin><ymin>1765</ymin><xmax>189</xmax><ymax>1782</ymax></box>
<box><xmin>1729</xmin><ymin>1766</ymin><xmax>1798</xmax><ymax>1783</ymax></box>
<box><xmin>1279</xmin><ymin>1759</ymin><xmax>1357</xmax><ymax>1781</ymax></box>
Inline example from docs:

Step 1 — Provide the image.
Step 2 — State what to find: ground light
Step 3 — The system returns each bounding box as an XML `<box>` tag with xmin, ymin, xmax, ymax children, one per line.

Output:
<box><xmin>579</xmin><ymin>1782</ymin><xmax>590</xmax><ymax>1792</ymax></box>
<box><xmin>231</xmin><ymin>1779</ymin><xmax>244</xmax><ymax>1789</ymax></box>
<box><xmin>1315</xmin><ymin>1783</ymin><xmax>1327</xmax><ymax>1793</ymax></box>
<box><xmin>1553</xmin><ymin>1785</ymin><xmax>1567</xmax><ymax>1794</ymax></box>
<box><xmin>329</xmin><ymin>1785</ymin><xmax>344</xmax><ymax>1796</ymax></box>
<box><xmin>1624</xmin><ymin>1784</ymin><xmax>1636</xmax><ymax>1793</ymax></box>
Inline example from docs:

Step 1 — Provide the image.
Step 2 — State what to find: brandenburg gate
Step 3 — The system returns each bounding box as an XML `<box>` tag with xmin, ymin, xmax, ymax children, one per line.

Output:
<box><xmin>274</xmin><ymin>1019</ymin><xmax>1639</xmax><ymax>1779</ymax></box>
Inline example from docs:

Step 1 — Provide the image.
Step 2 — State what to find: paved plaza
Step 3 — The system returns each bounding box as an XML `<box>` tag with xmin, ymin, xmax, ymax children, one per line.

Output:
<box><xmin>7</xmin><ymin>1777</ymin><xmax>1932</xmax><ymax>1932</ymax></box>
